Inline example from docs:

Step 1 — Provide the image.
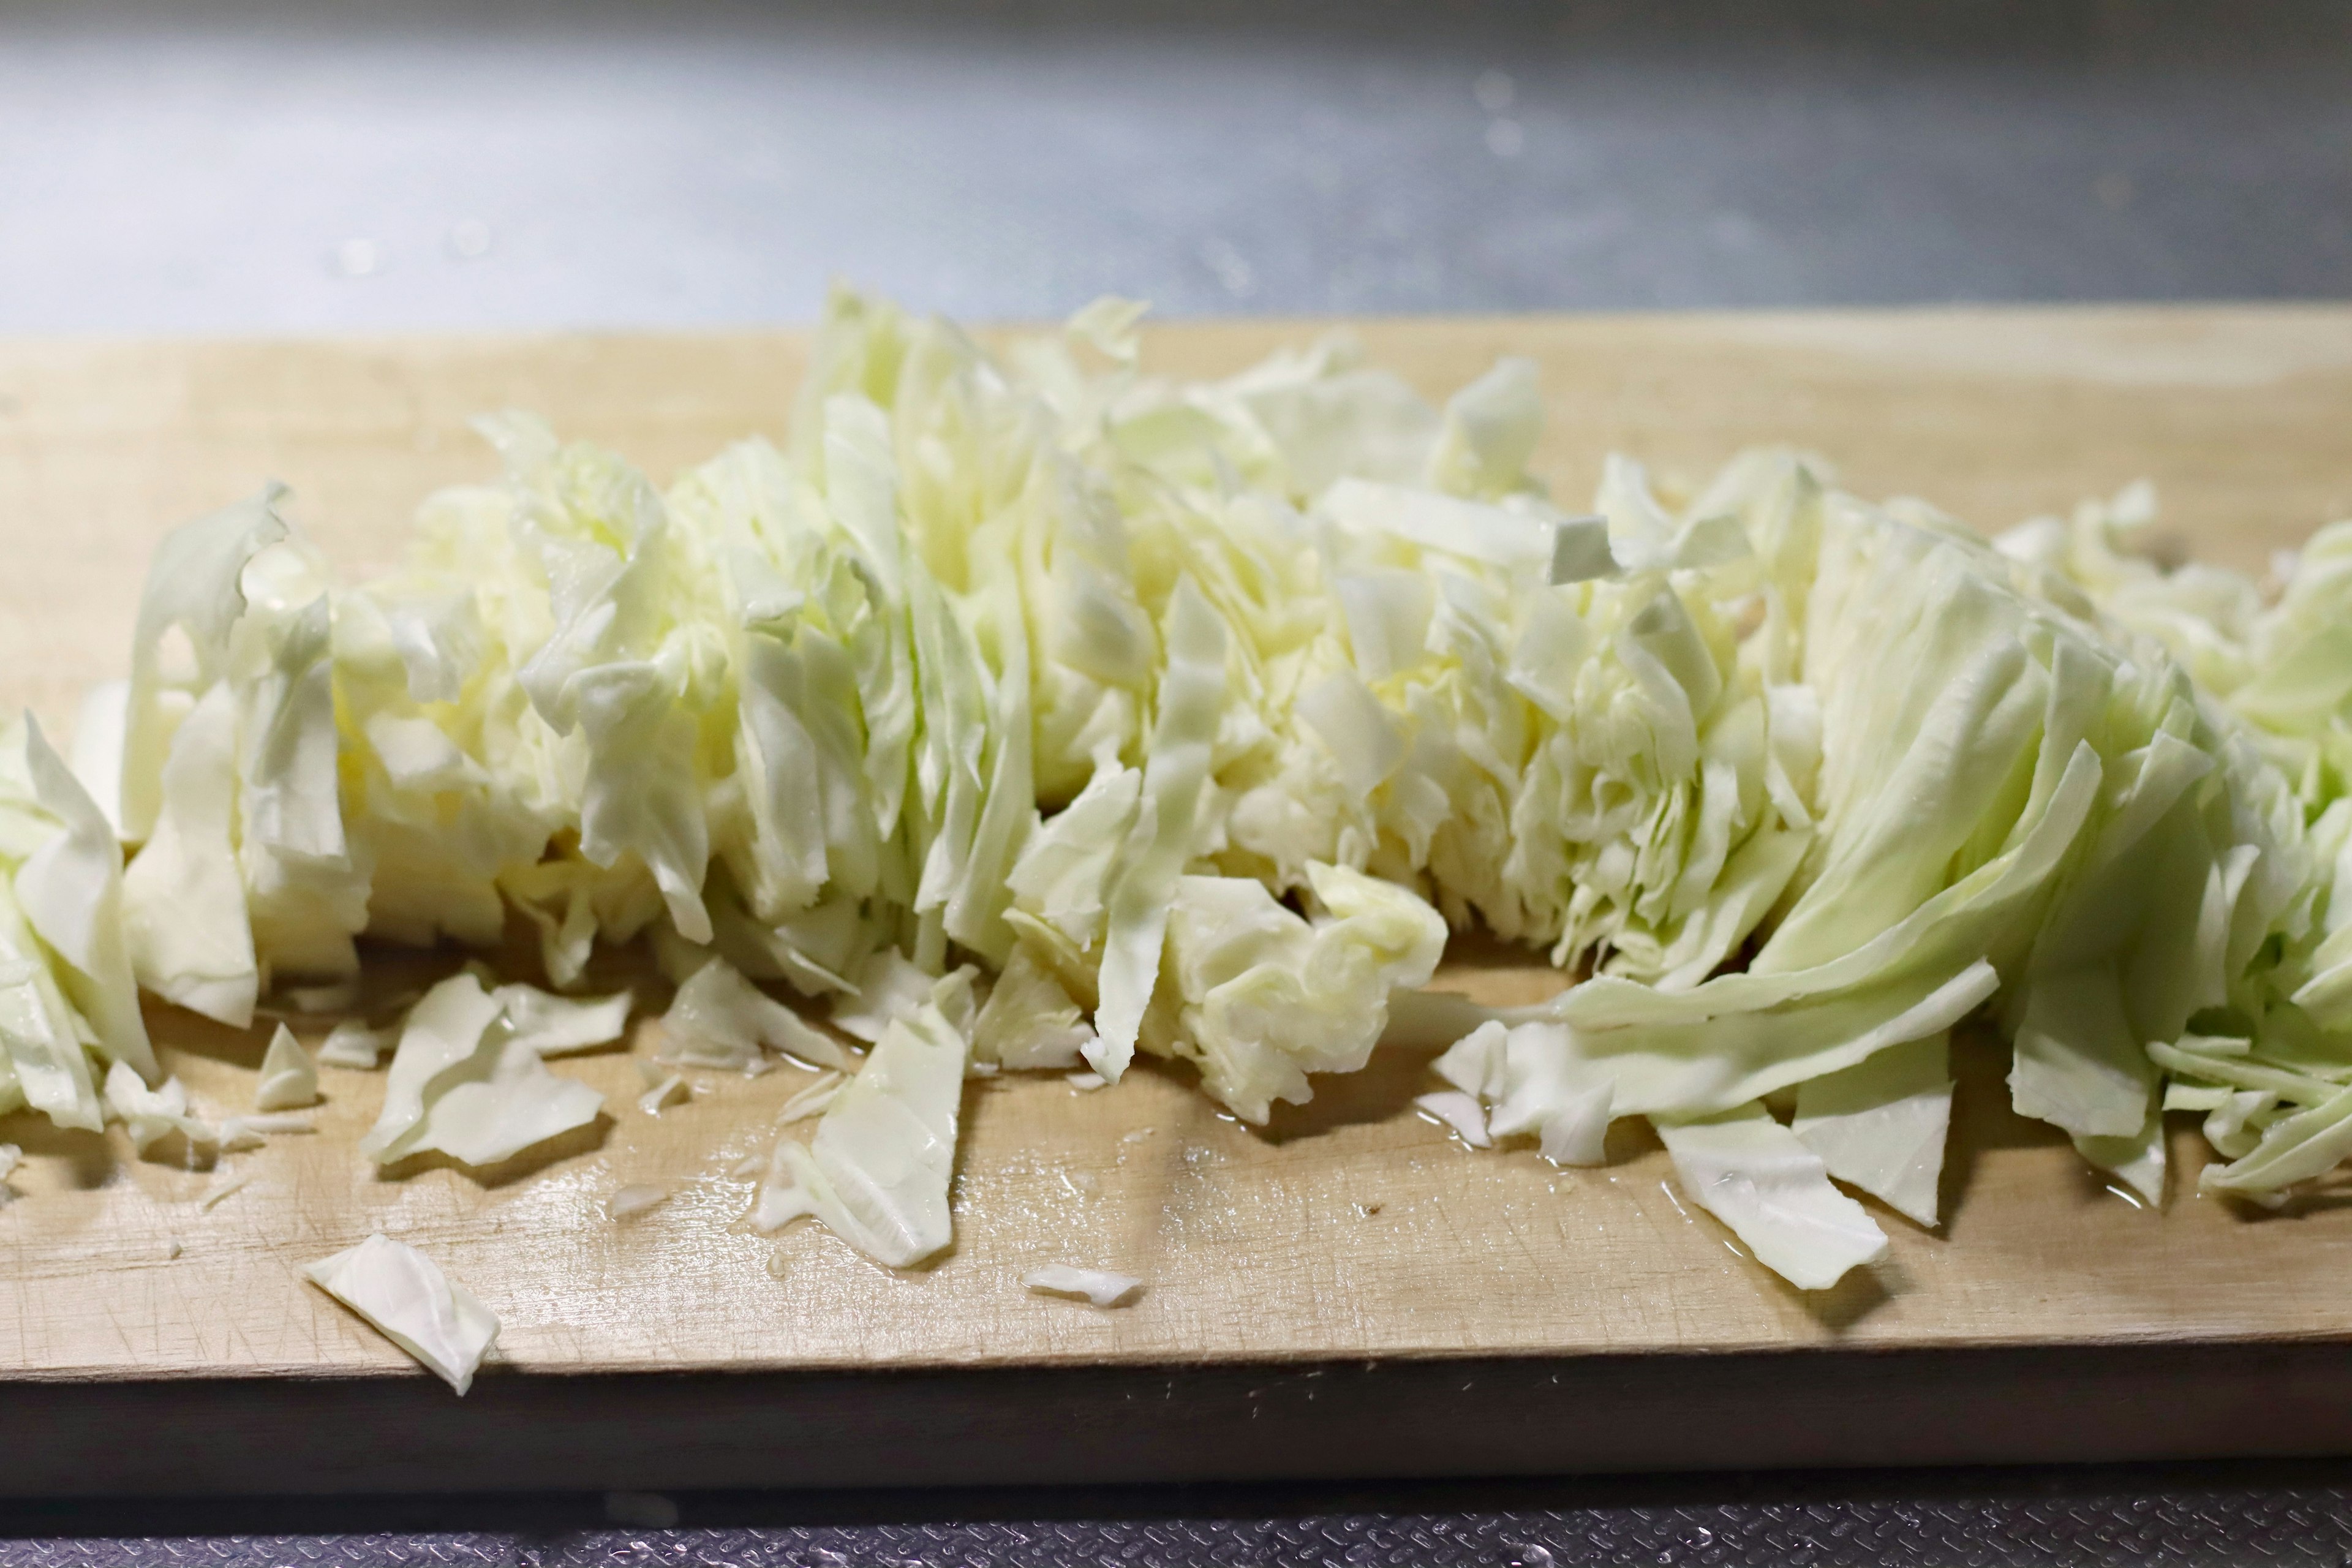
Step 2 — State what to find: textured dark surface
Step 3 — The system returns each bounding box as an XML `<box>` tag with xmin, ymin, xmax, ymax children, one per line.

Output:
<box><xmin>4</xmin><ymin>1464</ymin><xmax>2351</xmax><ymax>1566</ymax></box>
<box><xmin>17</xmin><ymin>1346</ymin><xmax>2352</xmax><ymax>1500</ymax></box>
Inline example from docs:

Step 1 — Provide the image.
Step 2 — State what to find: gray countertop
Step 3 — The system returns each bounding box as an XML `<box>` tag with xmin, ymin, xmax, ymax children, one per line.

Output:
<box><xmin>4</xmin><ymin>2</ymin><xmax>2351</xmax><ymax>1562</ymax></box>
<box><xmin>5</xmin><ymin>1462</ymin><xmax>2352</xmax><ymax>1566</ymax></box>
<box><xmin>5</xmin><ymin>0</ymin><xmax>2349</xmax><ymax>334</ymax></box>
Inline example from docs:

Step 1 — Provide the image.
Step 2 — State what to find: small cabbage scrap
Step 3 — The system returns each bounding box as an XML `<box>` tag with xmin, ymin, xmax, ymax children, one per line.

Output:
<box><xmin>304</xmin><ymin>1232</ymin><xmax>499</xmax><ymax>1395</ymax></box>
<box><xmin>104</xmin><ymin>1061</ymin><xmax>216</xmax><ymax>1159</ymax></box>
<box><xmin>606</xmin><ymin>1183</ymin><xmax>668</xmax><ymax>1219</ymax></box>
<box><xmin>637</xmin><ymin>1071</ymin><xmax>688</xmax><ymax>1115</ymax></box>
<box><xmin>97</xmin><ymin>1060</ymin><xmax>299</xmax><ymax>1159</ymax></box>
<box><xmin>1023</xmin><ymin>1263</ymin><xmax>1142</xmax><ymax>1307</ymax></box>
<box><xmin>253</xmin><ymin>1023</ymin><xmax>319</xmax><ymax>1112</ymax></box>
<box><xmin>1412</xmin><ymin>1089</ymin><xmax>1490</xmax><ymax>1148</ymax></box>
<box><xmin>317</xmin><ymin>1019</ymin><xmax>396</xmax><ymax>1069</ymax></box>
<box><xmin>196</xmin><ymin>1170</ymin><xmax>249</xmax><ymax>1210</ymax></box>
<box><xmin>222</xmin><ymin>1110</ymin><xmax>314</xmax><ymax>1139</ymax></box>
<box><xmin>284</xmin><ymin>979</ymin><xmax>358</xmax><ymax>1014</ymax></box>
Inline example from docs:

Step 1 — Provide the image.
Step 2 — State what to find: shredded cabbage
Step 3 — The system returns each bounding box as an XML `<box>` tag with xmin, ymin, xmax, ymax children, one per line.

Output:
<box><xmin>21</xmin><ymin>285</ymin><xmax>2352</xmax><ymax>1294</ymax></box>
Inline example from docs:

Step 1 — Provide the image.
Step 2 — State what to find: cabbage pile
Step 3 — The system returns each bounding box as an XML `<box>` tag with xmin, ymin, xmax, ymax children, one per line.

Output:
<box><xmin>6</xmin><ymin>288</ymin><xmax>2352</xmax><ymax>1294</ymax></box>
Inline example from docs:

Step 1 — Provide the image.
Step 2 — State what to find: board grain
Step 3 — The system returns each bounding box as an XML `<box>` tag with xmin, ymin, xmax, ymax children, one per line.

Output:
<box><xmin>2</xmin><ymin>307</ymin><xmax>2351</xmax><ymax>1493</ymax></box>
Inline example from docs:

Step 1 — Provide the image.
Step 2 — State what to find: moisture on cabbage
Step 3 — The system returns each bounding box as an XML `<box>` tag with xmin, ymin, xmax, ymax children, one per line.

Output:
<box><xmin>19</xmin><ymin>286</ymin><xmax>2352</xmax><ymax>1293</ymax></box>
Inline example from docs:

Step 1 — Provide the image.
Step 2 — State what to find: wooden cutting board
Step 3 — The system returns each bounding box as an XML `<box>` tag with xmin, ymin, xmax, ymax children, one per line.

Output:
<box><xmin>4</xmin><ymin>307</ymin><xmax>2352</xmax><ymax>1496</ymax></box>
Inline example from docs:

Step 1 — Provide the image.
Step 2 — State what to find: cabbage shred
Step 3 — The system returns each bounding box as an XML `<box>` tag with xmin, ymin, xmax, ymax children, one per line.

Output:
<box><xmin>9</xmin><ymin>288</ymin><xmax>2352</xmax><ymax>1290</ymax></box>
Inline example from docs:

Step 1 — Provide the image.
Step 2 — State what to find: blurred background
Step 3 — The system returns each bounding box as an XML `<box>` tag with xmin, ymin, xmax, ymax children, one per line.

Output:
<box><xmin>6</xmin><ymin>0</ymin><xmax>2350</xmax><ymax>334</ymax></box>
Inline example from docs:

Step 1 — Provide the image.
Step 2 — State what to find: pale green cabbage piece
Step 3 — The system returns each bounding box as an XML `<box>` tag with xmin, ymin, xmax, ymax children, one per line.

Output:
<box><xmin>659</xmin><ymin>956</ymin><xmax>853</xmax><ymax>1071</ymax></box>
<box><xmin>774</xmin><ymin>1069</ymin><xmax>845</xmax><ymax>1125</ymax></box>
<box><xmin>15</xmin><ymin>718</ymin><xmax>154</xmax><ymax>1082</ymax></box>
<box><xmin>120</xmin><ymin>487</ymin><xmax>290</xmax><ymax>845</ymax></box>
<box><xmin>1434</xmin><ymin>1020</ymin><xmax>1613</xmax><ymax>1166</ymax></box>
<box><xmin>493</xmin><ymin>984</ymin><xmax>633</xmax><ymax>1059</ymax></box>
<box><xmin>754</xmin><ymin>976</ymin><xmax>970</xmax><ymax>1267</ymax></box>
<box><xmin>67</xmin><ymin>679</ymin><xmax>130</xmax><ymax>840</ymax></box>
<box><xmin>304</xmin><ymin>1232</ymin><xmax>499</xmax><ymax>1395</ymax></box>
<box><xmin>1656</xmin><ymin>1103</ymin><xmax>1891</xmax><ymax>1289</ymax></box>
<box><xmin>1790</xmin><ymin>1031</ymin><xmax>1952</xmax><ymax>1229</ymax></box>
<box><xmin>0</xmin><ymin>938</ymin><xmax>104</xmax><ymax>1133</ymax></box>
<box><xmin>829</xmin><ymin>949</ymin><xmax>949</xmax><ymax>1044</ymax></box>
<box><xmin>359</xmin><ymin>973</ymin><xmax>603</xmax><ymax>1169</ymax></box>
<box><xmin>37</xmin><ymin>284</ymin><xmax>2352</xmax><ymax>1291</ymax></box>
<box><xmin>970</xmin><ymin>945</ymin><xmax>1093</xmax><ymax>1070</ymax></box>
<box><xmin>120</xmin><ymin>683</ymin><xmax>258</xmax><ymax>1026</ymax></box>
<box><xmin>1151</xmin><ymin>862</ymin><xmax>1446</xmax><ymax>1122</ymax></box>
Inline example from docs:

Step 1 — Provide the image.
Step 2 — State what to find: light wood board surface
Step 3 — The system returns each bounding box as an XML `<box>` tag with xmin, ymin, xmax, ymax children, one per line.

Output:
<box><xmin>3</xmin><ymin>309</ymin><xmax>2352</xmax><ymax>1481</ymax></box>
